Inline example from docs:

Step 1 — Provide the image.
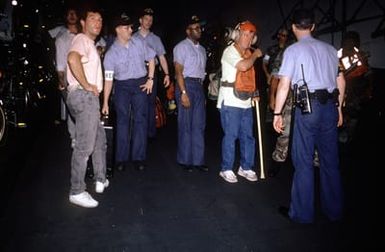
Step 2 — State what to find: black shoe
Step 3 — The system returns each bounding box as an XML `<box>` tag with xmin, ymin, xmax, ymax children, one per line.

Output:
<box><xmin>278</xmin><ymin>206</ymin><xmax>290</xmax><ymax>220</ymax></box>
<box><xmin>194</xmin><ymin>165</ymin><xmax>209</xmax><ymax>172</ymax></box>
<box><xmin>180</xmin><ymin>164</ymin><xmax>193</xmax><ymax>172</ymax></box>
<box><xmin>133</xmin><ymin>161</ymin><xmax>146</xmax><ymax>171</ymax></box>
<box><xmin>115</xmin><ymin>163</ymin><xmax>125</xmax><ymax>172</ymax></box>
<box><xmin>148</xmin><ymin>137</ymin><xmax>157</xmax><ymax>143</ymax></box>
<box><xmin>106</xmin><ymin>167</ymin><xmax>114</xmax><ymax>178</ymax></box>
<box><xmin>268</xmin><ymin>162</ymin><xmax>281</xmax><ymax>177</ymax></box>
<box><xmin>268</xmin><ymin>168</ymin><xmax>279</xmax><ymax>177</ymax></box>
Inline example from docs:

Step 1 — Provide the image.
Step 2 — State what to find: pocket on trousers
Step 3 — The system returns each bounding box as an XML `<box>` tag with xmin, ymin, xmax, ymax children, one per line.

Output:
<box><xmin>67</xmin><ymin>90</ymin><xmax>86</xmax><ymax>115</ymax></box>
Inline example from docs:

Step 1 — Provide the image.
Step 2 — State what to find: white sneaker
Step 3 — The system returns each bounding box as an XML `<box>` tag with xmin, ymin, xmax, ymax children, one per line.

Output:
<box><xmin>237</xmin><ymin>167</ymin><xmax>258</xmax><ymax>181</ymax></box>
<box><xmin>95</xmin><ymin>179</ymin><xmax>109</xmax><ymax>193</ymax></box>
<box><xmin>219</xmin><ymin>170</ymin><xmax>238</xmax><ymax>183</ymax></box>
<box><xmin>69</xmin><ymin>191</ymin><xmax>98</xmax><ymax>208</ymax></box>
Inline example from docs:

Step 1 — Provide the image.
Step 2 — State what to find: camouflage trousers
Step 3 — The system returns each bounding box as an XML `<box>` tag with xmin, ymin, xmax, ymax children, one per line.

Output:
<box><xmin>272</xmin><ymin>93</ymin><xmax>292</xmax><ymax>162</ymax></box>
<box><xmin>271</xmin><ymin>92</ymin><xmax>320</xmax><ymax>167</ymax></box>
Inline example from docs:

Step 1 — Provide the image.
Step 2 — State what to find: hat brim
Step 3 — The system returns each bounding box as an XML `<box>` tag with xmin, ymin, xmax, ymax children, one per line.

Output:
<box><xmin>114</xmin><ymin>22</ymin><xmax>133</xmax><ymax>28</ymax></box>
<box><xmin>187</xmin><ymin>20</ymin><xmax>206</xmax><ymax>28</ymax></box>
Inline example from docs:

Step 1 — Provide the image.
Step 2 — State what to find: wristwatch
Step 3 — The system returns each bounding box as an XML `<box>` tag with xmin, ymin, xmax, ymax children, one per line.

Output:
<box><xmin>181</xmin><ymin>90</ymin><xmax>187</xmax><ymax>95</ymax></box>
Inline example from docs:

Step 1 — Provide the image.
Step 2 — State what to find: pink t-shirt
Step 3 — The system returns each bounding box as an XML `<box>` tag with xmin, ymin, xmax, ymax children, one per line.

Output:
<box><xmin>66</xmin><ymin>33</ymin><xmax>103</xmax><ymax>93</ymax></box>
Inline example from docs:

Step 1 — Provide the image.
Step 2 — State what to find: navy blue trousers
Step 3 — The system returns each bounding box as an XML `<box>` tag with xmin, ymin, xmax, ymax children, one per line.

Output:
<box><xmin>113</xmin><ymin>77</ymin><xmax>148</xmax><ymax>163</ymax></box>
<box><xmin>175</xmin><ymin>78</ymin><xmax>206</xmax><ymax>166</ymax></box>
<box><xmin>290</xmin><ymin>99</ymin><xmax>343</xmax><ymax>223</ymax></box>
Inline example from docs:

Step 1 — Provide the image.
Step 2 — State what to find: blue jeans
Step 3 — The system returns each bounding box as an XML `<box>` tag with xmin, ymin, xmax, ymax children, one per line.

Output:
<box><xmin>219</xmin><ymin>104</ymin><xmax>255</xmax><ymax>171</ymax></box>
<box><xmin>290</xmin><ymin>99</ymin><xmax>343</xmax><ymax>223</ymax></box>
<box><xmin>66</xmin><ymin>89</ymin><xmax>107</xmax><ymax>195</ymax></box>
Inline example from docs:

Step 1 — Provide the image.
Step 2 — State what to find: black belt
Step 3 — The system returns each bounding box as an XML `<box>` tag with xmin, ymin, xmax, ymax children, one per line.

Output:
<box><xmin>185</xmin><ymin>77</ymin><xmax>203</xmax><ymax>83</ymax></box>
<box><xmin>221</xmin><ymin>81</ymin><xmax>233</xmax><ymax>87</ymax></box>
<box><xmin>309</xmin><ymin>89</ymin><xmax>339</xmax><ymax>104</ymax></box>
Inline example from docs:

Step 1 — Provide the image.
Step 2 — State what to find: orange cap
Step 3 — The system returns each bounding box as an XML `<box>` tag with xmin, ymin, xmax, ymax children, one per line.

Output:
<box><xmin>239</xmin><ymin>21</ymin><xmax>256</xmax><ymax>32</ymax></box>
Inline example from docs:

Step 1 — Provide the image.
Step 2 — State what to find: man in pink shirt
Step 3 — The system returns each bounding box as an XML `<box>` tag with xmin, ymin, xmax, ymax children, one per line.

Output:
<box><xmin>66</xmin><ymin>5</ymin><xmax>108</xmax><ymax>208</ymax></box>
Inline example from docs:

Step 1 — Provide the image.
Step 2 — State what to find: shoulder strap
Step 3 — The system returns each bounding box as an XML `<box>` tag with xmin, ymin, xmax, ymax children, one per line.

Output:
<box><xmin>234</xmin><ymin>43</ymin><xmax>252</xmax><ymax>59</ymax></box>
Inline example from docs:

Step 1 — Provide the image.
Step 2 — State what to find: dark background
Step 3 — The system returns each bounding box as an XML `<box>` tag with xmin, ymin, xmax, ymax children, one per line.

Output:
<box><xmin>0</xmin><ymin>0</ymin><xmax>382</xmax><ymax>250</ymax></box>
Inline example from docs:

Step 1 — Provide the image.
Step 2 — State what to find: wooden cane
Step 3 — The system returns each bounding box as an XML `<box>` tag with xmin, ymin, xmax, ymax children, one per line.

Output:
<box><xmin>254</xmin><ymin>100</ymin><xmax>265</xmax><ymax>179</ymax></box>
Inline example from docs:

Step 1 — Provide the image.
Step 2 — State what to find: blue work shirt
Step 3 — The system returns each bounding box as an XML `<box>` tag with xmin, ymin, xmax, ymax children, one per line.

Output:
<box><xmin>103</xmin><ymin>36</ymin><xmax>156</xmax><ymax>80</ymax></box>
<box><xmin>173</xmin><ymin>38</ymin><xmax>206</xmax><ymax>80</ymax></box>
<box><xmin>133</xmin><ymin>31</ymin><xmax>166</xmax><ymax>57</ymax></box>
<box><xmin>279</xmin><ymin>35</ymin><xmax>339</xmax><ymax>92</ymax></box>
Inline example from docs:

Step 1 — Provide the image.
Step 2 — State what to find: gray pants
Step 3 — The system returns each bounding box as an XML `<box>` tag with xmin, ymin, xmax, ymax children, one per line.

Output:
<box><xmin>60</xmin><ymin>90</ymin><xmax>75</xmax><ymax>141</ymax></box>
<box><xmin>66</xmin><ymin>89</ymin><xmax>107</xmax><ymax>195</ymax></box>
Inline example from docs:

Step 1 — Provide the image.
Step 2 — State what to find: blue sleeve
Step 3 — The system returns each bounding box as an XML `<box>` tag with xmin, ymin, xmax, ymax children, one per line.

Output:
<box><xmin>103</xmin><ymin>49</ymin><xmax>115</xmax><ymax>72</ymax></box>
<box><xmin>173</xmin><ymin>43</ymin><xmax>185</xmax><ymax>66</ymax></box>
<box><xmin>155</xmin><ymin>36</ymin><xmax>166</xmax><ymax>56</ymax></box>
<box><xmin>278</xmin><ymin>47</ymin><xmax>295</xmax><ymax>79</ymax></box>
<box><xmin>144</xmin><ymin>41</ymin><xmax>156</xmax><ymax>61</ymax></box>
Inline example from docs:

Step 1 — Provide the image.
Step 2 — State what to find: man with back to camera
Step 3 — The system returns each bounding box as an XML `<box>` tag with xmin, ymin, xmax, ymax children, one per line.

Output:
<box><xmin>273</xmin><ymin>9</ymin><xmax>345</xmax><ymax>223</ymax></box>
